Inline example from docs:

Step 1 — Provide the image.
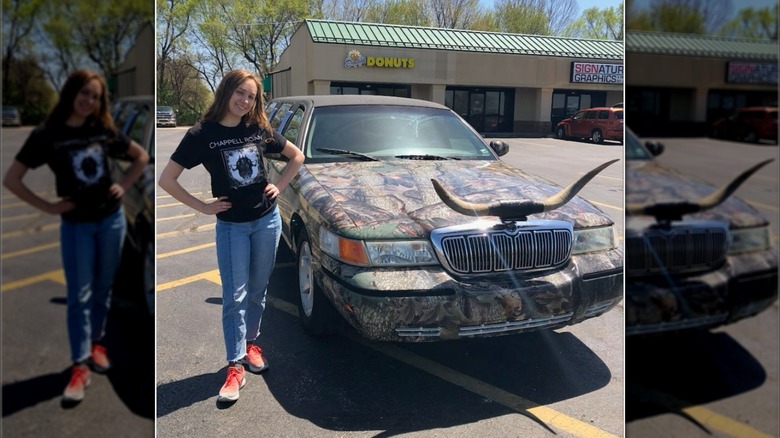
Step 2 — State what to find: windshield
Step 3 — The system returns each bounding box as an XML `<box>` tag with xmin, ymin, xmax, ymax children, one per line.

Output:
<box><xmin>625</xmin><ymin>127</ymin><xmax>652</xmax><ymax>160</ymax></box>
<box><xmin>304</xmin><ymin>105</ymin><xmax>495</xmax><ymax>162</ymax></box>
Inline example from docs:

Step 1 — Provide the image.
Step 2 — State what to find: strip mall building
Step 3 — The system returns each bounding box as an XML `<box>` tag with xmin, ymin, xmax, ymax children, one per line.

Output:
<box><xmin>626</xmin><ymin>31</ymin><xmax>778</xmax><ymax>136</ymax></box>
<box><xmin>270</xmin><ymin>19</ymin><xmax>623</xmax><ymax>136</ymax></box>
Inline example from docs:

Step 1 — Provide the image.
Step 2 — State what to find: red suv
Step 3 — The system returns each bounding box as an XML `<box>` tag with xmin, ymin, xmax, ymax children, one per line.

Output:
<box><xmin>711</xmin><ymin>106</ymin><xmax>778</xmax><ymax>143</ymax></box>
<box><xmin>555</xmin><ymin>106</ymin><xmax>623</xmax><ymax>144</ymax></box>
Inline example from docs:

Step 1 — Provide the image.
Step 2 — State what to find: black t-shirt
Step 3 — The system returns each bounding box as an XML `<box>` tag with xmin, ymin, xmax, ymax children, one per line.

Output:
<box><xmin>16</xmin><ymin>122</ymin><xmax>132</xmax><ymax>222</ymax></box>
<box><xmin>170</xmin><ymin>120</ymin><xmax>287</xmax><ymax>223</ymax></box>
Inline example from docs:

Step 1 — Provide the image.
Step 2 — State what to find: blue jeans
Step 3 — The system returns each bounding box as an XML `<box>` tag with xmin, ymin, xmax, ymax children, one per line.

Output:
<box><xmin>61</xmin><ymin>207</ymin><xmax>126</xmax><ymax>363</ymax></box>
<box><xmin>216</xmin><ymin>208</ymin><xmax>281</xmax><ymax>362</ymax></box>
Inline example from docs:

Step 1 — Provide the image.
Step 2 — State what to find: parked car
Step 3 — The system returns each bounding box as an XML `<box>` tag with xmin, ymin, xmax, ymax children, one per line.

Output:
<box><xmin>2</xmin><ymin>105</ymin><xmax>22</xmax><ymax>126</ymax></box>
<box><xmin>555</xmin><ymin>106</ymin><xmax>623</xmax><ymax>144</ymax></box>
<box><xmin>624</xmin><ymin>127</ymin><xmax>777</xmax><ymax>336</ymax></box>
<box><xmin>156</xmin><ymin>105</ymin><xmax>177</xmax><ymax>127</ymax></box>
<box><xmin>710</xmin><ymin>106</ymin><xmax>778</xmax><ymax>143</ymax></box>
<box><xmin>264</xmin><ymin>95</ymin><xmax>623</xmax><ymax>342</ymax></box>
<box><xmin>111</xmin><ymin>95</ymin><xmax>155</xmax><ymax>315</ymax></box>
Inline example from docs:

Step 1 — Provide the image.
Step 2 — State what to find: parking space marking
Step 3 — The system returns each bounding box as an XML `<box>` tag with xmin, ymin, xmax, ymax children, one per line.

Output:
<box><xmin>157</xmin><ymin>213</ymin><xmax>197</xmax><ymax>222</ymax></box>
<box><xmin>156</xmin><ymin>269</ymin><xmax>221</xmax><ymax>292</ymax></box>
<box><xmin>631</xmin><ymin>383</ymin><xmax>775</xmax><ymax>438</ymax></box>
<box><xmin>162</xmin><ymin>271</ymin><xmax>617</xmax><ymax>438</ymax></box>
<box><xmin>1</xmin><ymin>242</ymin><xmax>59</xmax><ymax>260</ymax></box>
<box><xmin>2</xmin><ymin>212</ymin><xmax>42</xmax><ymax>223</ymax></box>
<box><xmin>157</xmin><ymin>243</ymin><xmax>215</xmax><ymax>259</ymax></box>
<box><xmin>588</xmin><ymin>200</ymin><xmax>622</xmax><ymax>212</ymax></box>
<box><xmin>746</xmin><ymin>200</ymin><xmax>779</xmax><ymax>212</ymax></box>
<box><xmin>2</xmin><ymin>222</ymin><xmax>59</xmax><ymax>239</ymax></box>
<box><xmin>1</xmin><ymin>269</ymin><xmax>65</xmax><ymax>293</ymax></box>
<box><xmin>157</xmin><ymin>223</ymin><xmax>216</xmax><ymax>239</ymax></box>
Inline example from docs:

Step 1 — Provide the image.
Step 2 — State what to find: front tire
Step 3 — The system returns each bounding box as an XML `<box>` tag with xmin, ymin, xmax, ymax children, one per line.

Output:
<box><xmin>297</xmin><ymin>230</ymin><xmax>336</xmax><ymax>336</ymax></box>
<box><xmin>591</xmin><ymin>129</ymin><xmax>603</xmax><ymax>144</ymax></box>
<box><xmin>556</xmin><ymin>126</ymin><xmax>566</xmax><ymax>139</ymax></box>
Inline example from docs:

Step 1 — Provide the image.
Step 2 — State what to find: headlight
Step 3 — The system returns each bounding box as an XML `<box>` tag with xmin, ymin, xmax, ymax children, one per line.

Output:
<box><xmin>729</xmin><ymin>226</ymin><xmax>771</xmax><ymax>254</ymax></box>
<box><xmin>572</xmin><ymin>226</ymin><xmax>617</xmax><ymax>254</ymax></box>
<box><xmin>319</xmin><ymin>228</ymin><xmax>438</xmax><ymax>266</ymax></box>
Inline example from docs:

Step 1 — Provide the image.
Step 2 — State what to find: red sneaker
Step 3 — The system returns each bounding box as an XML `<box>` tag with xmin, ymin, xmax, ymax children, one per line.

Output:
<box><xmin>218</xmin><ymin>364</ymin><xmax>246</xmax><ymax>402</ymax></box>
<box><xmin>62</xmin><ymin>364</ymin><xmax>91</xmax><ymax>402</ymax></box>
<box><xmin>90</xmin><ymin>343</ymin><xmax>111</xmax><ymax>373</ymax></box>
<box><xmin>241</xmin><ymin>343</ymin><xmax>268</xmax><ymax>373</ymax></box>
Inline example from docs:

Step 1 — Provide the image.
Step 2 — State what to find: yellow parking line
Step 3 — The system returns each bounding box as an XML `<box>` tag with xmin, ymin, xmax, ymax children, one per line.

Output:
<box><xmin>2</xmin><ymin>222</ymin><xmax>59</xmax><ymax>239</ymax></box>
<box><xmin>2</xmin><ymin>212</ymin><xmax>41</xmax><ymax>223</ymax></box>
<box><xmin>1</xmin><ymin>269</ymin><xmax>66</xmax><ymax>292</ymax></box>
<box><xmin>746</xmin><ymin>200</ymin><xmax>779</xmax><ymax>212</ymax></box>
<box><xmin>683</xmin><ymin>406</ymin><xmax>774</xmax><ymax>438</ymax></box>
<box><xmin>156</xmin><ymin>269</ymin><xmax>221</xmax><ymax>291</ymax></box>
<box><xmin>589</xmin><ymin>200</ymin><xmax>623</xmax><ymax>212</ymax></box>
<box><xmin>157</xmin><ymin>213</ymin><xmax>197</xmax><ymax>222</ymax></box>
<box><xmin>1</xmin><ymin>242</ymin><xmax>60</xmax><ymax>260</ymax></box>
<box><xmin>159</xmin><ymin>270</ymin><xmax>618</xmax><ymax>437</ymax></box>
<box><xmin>157</xmin><ymin>243</ymin><xmax>215</xmax><ymax>259</ymax></box>
<box><xmin>157</xmin><ymin>223</ymin><xmax>216</xmax><ymax>239</ymax></box>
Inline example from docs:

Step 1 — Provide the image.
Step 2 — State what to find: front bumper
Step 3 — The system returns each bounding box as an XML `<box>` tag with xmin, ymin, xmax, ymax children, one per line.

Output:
<box><xmin>625</xmin><ymin>249</ymin><xmax>778</xmax><ymax>336</ymax></box>
<box><xmin>316</xmin><ymin>248</ymin><xmax>623</xmax><ymax>341</ymax></box>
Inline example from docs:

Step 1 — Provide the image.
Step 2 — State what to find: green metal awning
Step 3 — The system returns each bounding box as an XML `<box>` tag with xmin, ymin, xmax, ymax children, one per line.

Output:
<box><xmin>305</xmin><ymin>19</ymin><xmax>623</xmax><ymax>60</ymax></box>
<box><xmin>626</xmin><ymin>31</ymin><xmax>778</xmax><ymax>61</ymax></box>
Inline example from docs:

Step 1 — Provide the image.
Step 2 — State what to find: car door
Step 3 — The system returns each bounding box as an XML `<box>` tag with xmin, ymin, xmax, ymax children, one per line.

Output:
<box><xmin>266</xmin><ymin>101</ymin><xmax>306</xmax><ymax>241</ymax></box>
<box><xmin>569</xmin><ymin>110</ymin><xmax>588</xmax><ymax>137</ymax></box>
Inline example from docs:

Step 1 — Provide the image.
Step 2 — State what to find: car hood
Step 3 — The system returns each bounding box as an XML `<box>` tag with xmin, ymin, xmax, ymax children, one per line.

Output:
<box><xmin>626</xmin><ymin>159</ymin><xmax>767</xmax><ymax>229</ymax></box>
<box><xmin>301</xmin><ymin>160</ymin><xmax>612</xmax><ymax>240</ymax></box>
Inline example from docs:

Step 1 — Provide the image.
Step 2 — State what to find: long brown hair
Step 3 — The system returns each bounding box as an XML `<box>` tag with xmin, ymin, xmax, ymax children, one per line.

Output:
<box><xmin>47</xmin><ymin>69</ymin><xmax>116</xmax><ymax>132</ymax></box>
<box><xmin>202</xmin><ymin>69</ymin><xmax>269</xmax><ymax>129</ymax></box>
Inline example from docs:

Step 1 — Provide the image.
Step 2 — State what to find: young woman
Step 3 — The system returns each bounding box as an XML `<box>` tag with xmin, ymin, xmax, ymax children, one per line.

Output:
<box><xmin>158</xmin><ymin>69</ymin><xmax>304</xmax><ymax>402</ymax></box>
<box><xmin>3</xmin><ymin>69</ymin><xmax>149</xmax><ymax>402</ymax></box>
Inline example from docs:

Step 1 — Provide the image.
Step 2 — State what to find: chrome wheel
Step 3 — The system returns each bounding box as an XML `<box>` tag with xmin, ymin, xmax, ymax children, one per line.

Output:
<box><xmin>298</xmin><ymin>240</ymin><xmax>314</xmax><ymax>318</ymax></box>
<box><xmin>592</xmin><ymin>129</ymin><xmax>603</xmax><ymax>144</ymax></box>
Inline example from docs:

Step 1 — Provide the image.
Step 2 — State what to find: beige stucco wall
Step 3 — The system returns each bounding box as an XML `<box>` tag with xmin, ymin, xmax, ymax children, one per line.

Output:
<box><xmin>626</xmin><ymin>52</ymin><xmax>775</xmax><ymax>122</ymax></box>
<box><xmin>114</xmin><ymin>23</ymin><xmax>154</xmax><ymax>99</ymax></box>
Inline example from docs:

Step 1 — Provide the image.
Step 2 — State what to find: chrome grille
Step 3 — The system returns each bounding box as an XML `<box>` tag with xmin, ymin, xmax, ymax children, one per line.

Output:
<box><xmin>626</xmin><ymin>222</ymin><xmax>729</xmax><ymax>275</ymax></box>
<box><xmin>431</xmin><ymin>220</ymin><xmax>573</xmax><ymax>276</ymax></box>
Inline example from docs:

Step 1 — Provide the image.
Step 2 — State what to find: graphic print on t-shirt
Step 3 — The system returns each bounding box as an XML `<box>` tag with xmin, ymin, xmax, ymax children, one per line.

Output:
<box><xmin>222</xmin><ymin>143</ymin><xmax>265</xmax><ymax>188</ymax></box>
<box><xmin>70</xmin><ymin>143</ymin><xmax>106</xmax><ymax>187</ymax></box>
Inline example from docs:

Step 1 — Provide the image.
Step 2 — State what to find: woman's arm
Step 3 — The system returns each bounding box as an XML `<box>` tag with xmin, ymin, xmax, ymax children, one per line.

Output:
<box><xmin>158</xmin><ymin>159</ymin><xmax>231</xmax><ymax>215</ymax></box>
<box><xmin>2</xmin><ymin>160</ymin><xmax>75</xmax><ymax>215</ymax></box>
<box><xmin>264</xmin><ymin>141</ymin><xmax>304</xmax><ymax>200</ymax></box>
<box><xmin>110</xmin><ymin>140</ymin><xmax>150</xmax><ymax>199</ymax></box>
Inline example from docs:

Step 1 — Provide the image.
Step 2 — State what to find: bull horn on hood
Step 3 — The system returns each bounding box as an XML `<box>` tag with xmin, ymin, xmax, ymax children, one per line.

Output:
<box><xmin>626</xmin><ymin>158</ymin><xmax>774</xmax><ymax>222</ymax></box>
<box><xmin>431</xmin><ymin>159</ymin><xmax>619</xmax><ymax>221</ymax></box>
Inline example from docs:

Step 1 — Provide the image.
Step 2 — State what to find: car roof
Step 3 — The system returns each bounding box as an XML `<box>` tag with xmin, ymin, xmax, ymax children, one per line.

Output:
<box><xmin>737</xmin><ymin>106</ymin><xmax>777</xmax><ymax>112</ymax></box>
<box><xmin>580</xmin><ymin>107</ymin><xmax>622</xmax><ymax>111</ymax></box>
<box><xmin>269</xmin><ymin>94</ymin><xmax>449</xmax><ymax>110</ymax></box>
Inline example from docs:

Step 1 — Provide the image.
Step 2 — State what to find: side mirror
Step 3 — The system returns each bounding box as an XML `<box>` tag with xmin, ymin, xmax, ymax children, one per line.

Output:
<box><xmin>645</xmin><ymin>141</ymin><xmax>664</xmax><ymax>157</ymax></box>
<box><xmin>490</xmin><ymin>140</ymin><xmax>509</xmax><ymax>157</ymax></box>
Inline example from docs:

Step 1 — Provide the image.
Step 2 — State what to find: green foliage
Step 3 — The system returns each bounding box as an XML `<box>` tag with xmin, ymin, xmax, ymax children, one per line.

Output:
<box><xmin>563</xmin><ymin>5</ymin><xmax>624</xmax><ymax>40</ymax></box>
<box><xmin>493</xmin><ymin>0</ymin><xmax>550</xmax><ymax>35</ymax></box>
<box><xmin>2</xmin><ymin>56</ymin><xmax>57</xmax><ymax>124</ymax></box>
<box><xmin>719</xmin><ymin>5</ymin><xmax>778</xmax><ymax>40</ymax></box>
<box><xmin>364</xmin><ymin>0</ymin><xmax>431</xmax><ymax>26</ymax></box>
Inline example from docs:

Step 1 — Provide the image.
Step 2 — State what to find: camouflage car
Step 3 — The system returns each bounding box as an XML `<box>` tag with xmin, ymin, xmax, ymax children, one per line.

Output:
<box><xmin>265</xmin><ymin>95</ymin><xmax>623</xmax><ymax>341</ymax></box>
<box><xmin>625</xmin><ymin>127</ymin><xmax>778</xmax><ymax>336</ymax></box>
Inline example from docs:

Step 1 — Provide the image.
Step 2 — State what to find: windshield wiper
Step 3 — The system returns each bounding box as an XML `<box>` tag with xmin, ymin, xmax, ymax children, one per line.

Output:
<box><xmin>316</xmin><ymin>147</ymin><xmax>379</xmax><ymax>161</ymax></box>
<box><xmin>395</xmin><ymin>154</ymin><xmax>459</xmax><ymax>161</ymax></box>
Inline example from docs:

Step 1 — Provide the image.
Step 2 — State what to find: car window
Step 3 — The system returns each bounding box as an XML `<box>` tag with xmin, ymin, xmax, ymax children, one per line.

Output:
<box><xmin>303</xmin><ymin>105</ymin><xmax>494</xmax><ymax>162</ymax></box>
<box><xmin>625</xmin><ymin>129</ymin><xmax>651</xmax><ymax>160</ymax></box>
<box><xmin>572</xmin><ymin>111</ymin><xmax>586</xmax><ymax>120</ymax></box>
<box><xmin>585</xmin><ymin>111</ymin><xmax>597</xmax><ymax>119</ymax></box>
<box><xmin>598</xmin><ymin>110</ymin><xmax>609</xmax><ymax>119</ymax></box>
<box><xmin>615</xmin><ymin>111</ymin><xmax>623</xmax><ymax>119</ymax></box>
<box><xmin>128</xmin><ymin>106</ymin><xmax>152</xmax><ymax>156</ymax></box>
<box><xmin>265</xmin><ymin>101</ymin><xmax>278</xmax><ymax>118</ymax></box>
<box><xmin>269</xmin><ymin>102</ymin><xmax>292</xmax><ymax>129</ymax></box>
<box><xmin>284</xmin><ymin>107</ymin><xmax>304</xmax><ymax>144</ymax></box>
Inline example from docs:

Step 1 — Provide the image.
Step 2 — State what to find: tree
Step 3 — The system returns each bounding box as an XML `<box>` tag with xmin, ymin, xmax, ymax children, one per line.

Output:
<box><xmin>39</xmin><ymin>0</ymin><xmax>153</xmax><ymax>89</ymax></box>
<box><xmin>157</xmin><ymin>0</ymin><xmax>196</xmax><ymax>93</ymax></box>
<box><xmin>364</xmin><ymin>0</ymin><xmax>431</xmax><ymax>26</ymax></box>
<box><xmin>564</xmin><ymin>4</ymin><xmax>624</xmax><ymax>40</ymax></box>
<box><xmin>314</xmin><ymin>0</ymin><xmax>380</xmax><ymax>22</ymax></box>
<box><xmin>719</xmin><ymin>5</ymin><xmax>778</xmax><ymax>40</ymax></box>
<box><xmin>626</xmin><ymin>0</ymin><xmax>733</xmax><ymax>35</ymax></box>
<box><xmin>492</xmin><ymin>0</ymin><xmax>578</xmax><ymax>36</ymax></box>
<box><xmin>2</xmin><ymin>0</ymin><xmax>45</xmax><ymax>104</ymax></box>
<box><xmin>429</xmin><ymin>0</ymin><xmax>482</xmax><ymax>29</ymax></box>
<box><xmin>3</xmin><ymin>56</ymin><xmax>57</xmax><ymax>124</ymax></box>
